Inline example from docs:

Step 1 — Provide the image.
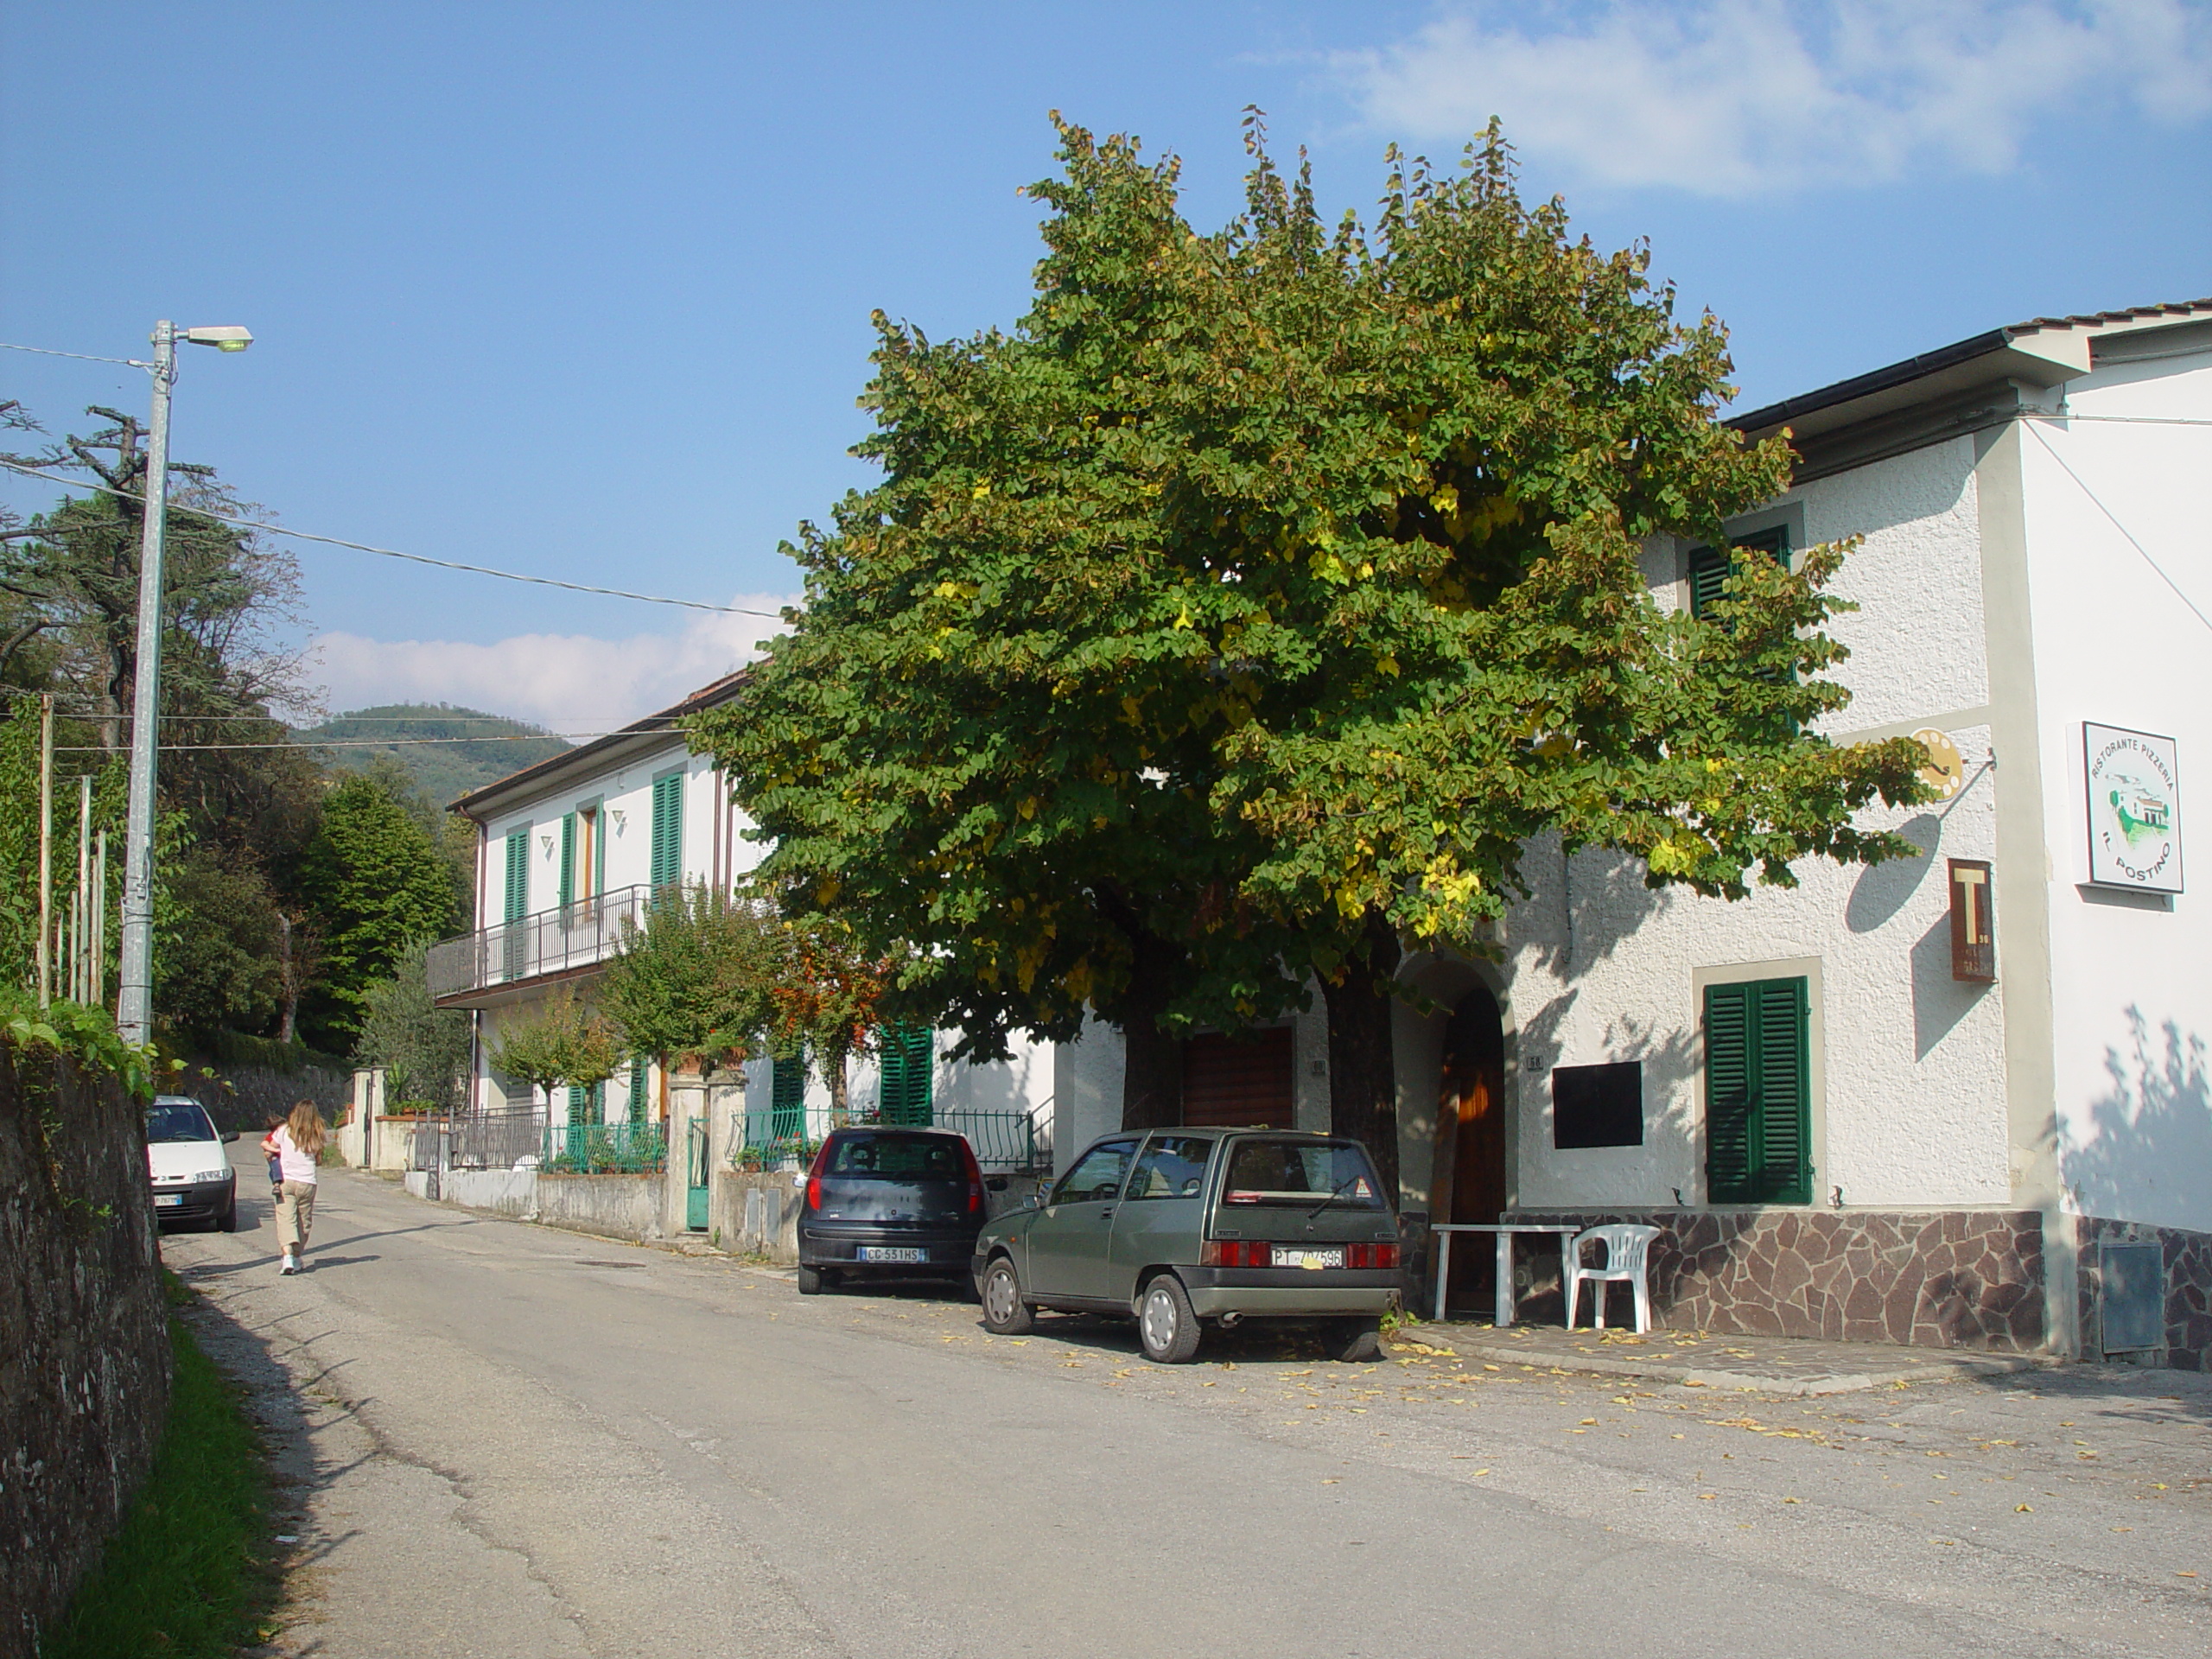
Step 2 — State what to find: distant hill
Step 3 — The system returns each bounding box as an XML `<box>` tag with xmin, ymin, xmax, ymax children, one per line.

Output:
<box><xmin>297</xmin><ymin>703</ymin><xmax>572</xmax><ymax>807</ymax></box>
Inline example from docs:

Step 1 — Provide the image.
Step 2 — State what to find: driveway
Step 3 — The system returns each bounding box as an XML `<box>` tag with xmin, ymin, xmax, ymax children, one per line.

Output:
<box><xmin>163</xmin><ymin>1157</ymin><xmax>2211</xmax><ymax>1658</ymax></box>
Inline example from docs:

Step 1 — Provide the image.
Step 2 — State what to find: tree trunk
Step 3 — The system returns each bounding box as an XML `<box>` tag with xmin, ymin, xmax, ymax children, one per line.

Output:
<box><xmin>1322</xmin><ymin>909</ymin><xmax>1403</xmax><ymax>1207</ymax></box>
<box><xmin>1120</xmin><ymin>999</ymin><xmax>1184</xmax><ymax>1132</ymax></box>
<box><xmin>825</xmin><ymin>1046</ymin><xmax>850</xmax><ymax>1126</ymax></box>
<box><xmin>275</xmin><ymin>912</ymin><xmax>299</xmax><ymax>1046</ymax></box>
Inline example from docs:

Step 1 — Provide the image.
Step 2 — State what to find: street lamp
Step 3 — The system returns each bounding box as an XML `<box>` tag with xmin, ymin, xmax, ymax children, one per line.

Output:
<box><xmin>115</xmin><ymin>320</ymin><xmax>252</xmax><ymax>1045</ymax></box>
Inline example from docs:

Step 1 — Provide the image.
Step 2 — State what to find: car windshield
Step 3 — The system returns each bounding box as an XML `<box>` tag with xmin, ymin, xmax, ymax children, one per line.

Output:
<box><xmin>1222</xmin><ymin>1140</ymin><xmax>1384</xmax><ymax>1208</ymax></box>
<box><xmin>145</xmin><ymin>1103</ymin><xmax>218</xmax><ymax>1144</ymax></box>
<box><xmin>823</xmin><ymin>1134</ymin><xmax>963</xmax><ymax>1180</ymax></box>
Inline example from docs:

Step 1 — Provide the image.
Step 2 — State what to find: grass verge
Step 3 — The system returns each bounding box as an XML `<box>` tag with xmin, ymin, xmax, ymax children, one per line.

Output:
<box><xmin>39</xmin><ymin>1273</ymin><xmax>281</xmax><ymax>1658</ymax></box>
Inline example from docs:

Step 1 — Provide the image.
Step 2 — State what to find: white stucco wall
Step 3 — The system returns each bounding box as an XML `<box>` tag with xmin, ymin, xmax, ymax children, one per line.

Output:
<box><xmin>1477</xmin><ymin>434</ymin><xmax>2014</xmax><ymax>1215</ymax></box>
<box><xmin>2022</xmin><ymin>337</ymin><xmax>2212</xmax><ymax>1234</ymax></box>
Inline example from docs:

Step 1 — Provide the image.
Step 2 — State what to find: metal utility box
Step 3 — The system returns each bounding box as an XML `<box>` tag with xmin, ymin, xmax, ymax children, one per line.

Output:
<box><xmin>2098</xmin><ymin>1242</ymin><xmax>2165</xmax><ymax>1355</ymax></box>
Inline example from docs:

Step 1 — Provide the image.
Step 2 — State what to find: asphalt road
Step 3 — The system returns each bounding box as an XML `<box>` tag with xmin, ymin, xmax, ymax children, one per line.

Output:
<box><xmin>166</xmin><ymin>1156</ymin><xmax>2211</xmax><ymax>1659</ymax></box>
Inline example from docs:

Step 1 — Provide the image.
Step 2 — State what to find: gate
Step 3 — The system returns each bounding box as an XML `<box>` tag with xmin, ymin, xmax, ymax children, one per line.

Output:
<box><xmin>685</xmin><ymin>1118</ymin><xmax>711</xmax><ymax>1233</ymax></box>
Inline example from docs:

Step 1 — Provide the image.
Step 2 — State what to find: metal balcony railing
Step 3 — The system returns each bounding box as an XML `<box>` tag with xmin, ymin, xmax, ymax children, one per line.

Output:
<box><xmin>544</xmin><ymin>1119</ymin><xmax>667</xmax><ymax>1174</ymax></box>
<box><xmin>426</xmin><ymin>884</ymin><xmax>653</xmax><ymax>1002</ymax></box>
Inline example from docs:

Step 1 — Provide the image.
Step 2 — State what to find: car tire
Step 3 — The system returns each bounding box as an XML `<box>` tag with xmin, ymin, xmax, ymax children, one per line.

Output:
<box><xmin>979</xmin><ymin>1256</ymin><xmax>1033</xmax><ymax>1335</ymax></box>
<box><xmin>1136</xmin><ymin>1274</ymin><xmax>1202</xmax><ymax>1364</ymax></box>
<box><xmin>1325</xmin><ymin>1317</ymin><xmax>1382</xmax><ymax>1363</ymax></box>
<box><xmin>797</xmin><ymin>1264</ymin><xmax>824</xmax><ymax>1295</ymax></box>
<box><xmin>217</xmin><ymin>1198</ymin><xmax>239</xmax><ymax>1234</ymax></box>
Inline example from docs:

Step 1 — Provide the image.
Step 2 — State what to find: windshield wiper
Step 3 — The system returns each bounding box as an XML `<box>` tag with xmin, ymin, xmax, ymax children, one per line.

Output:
<box><xmin>1306</xmin><ymin>1173</ymin><xmax>1365</xmax><ymax>1220</ymax></box>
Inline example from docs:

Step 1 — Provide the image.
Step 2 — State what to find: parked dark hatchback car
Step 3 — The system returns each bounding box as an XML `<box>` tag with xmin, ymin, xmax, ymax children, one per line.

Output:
<box><xmin>796</xmin><ymin>1128</ymin><xmax>993</xmax><ymax>1296</ymax></box>
<box><xmin>971</xmin><ymin>1128</ymin><xmax>1400</xmax><ymax>1363</ymax></box>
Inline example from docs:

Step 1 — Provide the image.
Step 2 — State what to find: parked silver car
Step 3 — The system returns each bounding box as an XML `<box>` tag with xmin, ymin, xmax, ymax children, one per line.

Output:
<box><xmin>971</xmin><ymin>1128</ymin><xmax>1399</xmax><ymax>1363</ymax></box>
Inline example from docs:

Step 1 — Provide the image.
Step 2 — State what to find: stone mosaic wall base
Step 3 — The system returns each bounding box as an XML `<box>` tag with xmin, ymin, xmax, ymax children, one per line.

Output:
<box><xmin>2075</xmin><ymin>1216</ymin><xmax>2212</xmax><ymax>1373</ymax></box>
<box><xmin>1503</xmin><ymin>1208</ymin><xmax>2045</xmax><ymax>1352</ymax></box>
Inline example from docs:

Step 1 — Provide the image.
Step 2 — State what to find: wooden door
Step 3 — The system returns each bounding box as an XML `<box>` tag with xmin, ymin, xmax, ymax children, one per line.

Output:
<box><xmin>1434</xmin><ymin>988</ymin><xmax>1506</xmax><ymax>1313</ymax></box>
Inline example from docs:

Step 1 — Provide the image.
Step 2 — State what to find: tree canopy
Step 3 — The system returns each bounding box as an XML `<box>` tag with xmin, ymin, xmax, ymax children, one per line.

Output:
<box><xmin>695</xmin><ymin>115</ymin><xmax>1929</xmax><ymax>1198</ymax></box>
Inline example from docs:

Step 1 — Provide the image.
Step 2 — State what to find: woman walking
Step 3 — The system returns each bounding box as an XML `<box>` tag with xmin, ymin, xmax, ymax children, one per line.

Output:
<box><xmin>261</xmin><ymin>1101</ymin><xmax>326</xmax><ymax>1274</ymax></box>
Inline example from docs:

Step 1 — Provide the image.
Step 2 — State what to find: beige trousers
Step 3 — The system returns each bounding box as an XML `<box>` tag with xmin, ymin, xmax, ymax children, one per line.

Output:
<box><xmin>275</xmin><ymin>1180</ymin><xmax>317</xmax><ymax>1253</ymax></box>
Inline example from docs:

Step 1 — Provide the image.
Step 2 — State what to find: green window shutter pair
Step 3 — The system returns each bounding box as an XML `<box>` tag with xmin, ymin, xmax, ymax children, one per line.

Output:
<box><xmin>877</xmin><ymin>1025</ymin><xmax>934</xmax><ymax>1126</ymax></box>
<box><xmin>559</xmin><ymin>813</ymin><xmax>576</xmax><ymax>908</ymax></box>
<box><xmin>650</xmin><ymin>772</ymin><xmax>684</xmax><ymax>891</ymax></box>
<box><xmin>1687</xmin><ymin>525</ymin><xmax>1790</xmax><ymax>621</ymax></box>
<box><xmin>504</xmin><ymin>830</ymin><xmax>531</xmax><ymax>923</ymax></box>
<box><xmin>1704</xmin><ymin>976</ymin><xmax>1811</xmax><ymax>1205</ymax></box>
<box><xmin>770</xmin><ymin>1050</ymin><xmax>806</xmax><ymax>1139</ymax></box>
<box><xmin>566</xmin><ymin>1082</ymin><xmax>603</xmax><ymax>1126</ymax></box>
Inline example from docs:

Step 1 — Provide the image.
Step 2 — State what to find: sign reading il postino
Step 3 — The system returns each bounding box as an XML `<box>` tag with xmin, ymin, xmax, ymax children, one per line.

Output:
<box><xmin>2084</xmin><ymin>723</ymin><xmax>2182</xmax><ymax>893</ymax></box>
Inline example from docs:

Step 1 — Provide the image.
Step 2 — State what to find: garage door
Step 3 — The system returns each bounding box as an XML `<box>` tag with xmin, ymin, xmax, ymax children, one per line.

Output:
<box><xmin>1181</xmin><ymin>1027</ymin><xmax>1294</xmax><ymax>1129</ymax></box>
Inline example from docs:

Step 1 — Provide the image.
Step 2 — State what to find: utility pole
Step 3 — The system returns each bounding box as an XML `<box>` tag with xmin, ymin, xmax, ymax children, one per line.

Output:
<box><xmin>36</xmin><ymin>691</ymin><xmax>53</xmax><ymax>1007</ymax></box>
<box><xmin>113</xmin><ymin>319</ymin><xmax>251</xmax><ymax>1043</ymax></box>
<box><xmin>115</xmin><ymin>321</ymin><xmax>175</xmax><ymax>1042</ymax></box>
<box><xmin>75</xmin><ymin>774</ymin><xmax>92</xmax><ymax>1003</ymax></box>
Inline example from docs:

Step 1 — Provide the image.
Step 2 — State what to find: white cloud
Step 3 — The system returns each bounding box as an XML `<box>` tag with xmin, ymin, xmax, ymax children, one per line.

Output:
<box><xmin>308</xmin><ymin>593</ymin><xmax>797</xmax><ymax>734</ymax></box>
<box><xmin>1332</xmin><ymin>1</ymin><xmax>2212</xmax><ymax>196</ymax></box>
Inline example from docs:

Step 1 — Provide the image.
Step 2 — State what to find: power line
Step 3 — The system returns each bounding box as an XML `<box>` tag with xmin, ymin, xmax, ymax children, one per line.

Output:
<box><xmin>2023</xmin><ymin>419</ymin><xmax>2212</xmax><ymax>639</ymax></box>
<box><xmin>57</xmin><ymin>733</ymin><xmax>621</xmax><ymax>753</ymax></box>
<box><xmin>0</xmin><ymin>457</ymin><xmax>792</xmax><ymax>618</ymax></box>
<box><xmin>0</xmin><ymin>340</ymin><xmax>150</xmax><ymax>369</ymax></box>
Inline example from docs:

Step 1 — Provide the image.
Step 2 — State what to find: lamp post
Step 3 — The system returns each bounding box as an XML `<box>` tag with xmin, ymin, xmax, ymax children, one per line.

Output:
<box><xmin>115</xmin><ymin>321</ymin><xmax>252</xmax><ymax>1045</ymax></box>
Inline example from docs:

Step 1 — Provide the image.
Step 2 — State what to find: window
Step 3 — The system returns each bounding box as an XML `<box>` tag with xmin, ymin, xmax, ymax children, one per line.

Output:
<box><xmin>877</xmin><ymin>1024</ymin><xmax>934</xmax><ymax>1125</ymax></box>
<box><xmin>1688</xmin><ymin>524</ymin><xmax>1790</xmax><ymax>620</ymax></box>
<box><xmin>650</xmin><ymin>772</ymin><xmax>684</xmax><ymax>891</ymax></box>
<box><xmin>824</xmin><ymin>1133</ymin><xmax>963</xmax><ymax>1179</ymax></box>
<box><xmin>1552</xmin><ymin>1061</ymin><xmax>1643</xmax><ymax>1149</ymax></box>
<box><xmin>566</xmin><ymin>1080</ymin><xmax>606</xmax><ymax>1126</ymax></box>
<box><xmin>1221</xmin><ymin>1140</ymin><xmax>1383</xmax><ymax>1208</ymax></box>
<box><xmin>771</xmin><ymin>1051</ymin><xmax>806</xmax><ymax>1141</ymax></box>
<box><xmin>560</xmin><ymin>806</ymin><xmax>602</xmax><ymax>909</ymax></box>
<box><xmin>1703</xmin><ymin>976</ymin><xmax>1811</xmax><ymax>1204</ymax></box>
<box><xmin>1052</xmin><ymin>1139</ymin><xmax>1136</xmax><ymax>1205</ymax></box>
<box><xmin>625</xmin><ymin>1056</ymin><xmax>649</xmax><ymax>1122</ymax></box>
<box><xmin>145</xmin><ymin>1103</ymin><xmax>218</xmax><ymax>1144</ymax></box>
<box><xmin>1127</xmin><ymin>1135</ymin><xmax>1214</xmax><ymax>1200</ymax></box>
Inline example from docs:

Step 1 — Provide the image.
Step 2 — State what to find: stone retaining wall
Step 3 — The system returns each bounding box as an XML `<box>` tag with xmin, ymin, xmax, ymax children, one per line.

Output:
<box><xmin>1505</xmin><ymin>1208</ymin><xmax>2044</xmax><ymax>1351</ymax></box>
<box><xmin>0</xmin><ymin>1046</ymin><xmax>169</xmax><ymax>1659</ymax></box>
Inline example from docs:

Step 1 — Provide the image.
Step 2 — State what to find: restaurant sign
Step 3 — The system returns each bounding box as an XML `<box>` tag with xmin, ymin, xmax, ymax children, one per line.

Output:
<box><xmin>2084</xmin><ymin>722</ymin><xmax>2182</xmax><ymax>893</ymax></box>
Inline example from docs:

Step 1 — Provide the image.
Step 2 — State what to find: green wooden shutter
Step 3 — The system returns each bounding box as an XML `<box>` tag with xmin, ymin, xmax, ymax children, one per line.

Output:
<box><xmin>771</xmin><ymin>1050</ymin><xmax>806</xmax><ymax>1141</ymax></box>
<box><xmin>626</xmin><ymin>1056</ymin><xmax>646</xmax><ymax>1121</ymax></box>
<box><xmin>1704</xmin><ymin>976</ymin><xmax>1811</xmax><ymax>1205</ymax></box>
<box><xmin>650</xmin><ymin>772</ymin><xmax>683</xmax><ymax>891</ymax></box>
<box><xmin>877</xmin><ymin>1025</ymin><xmax>934</xmax><ymax>1125</ymax></box>
<box><xmin>504</xmin><ymin>830</ymin><xmax>531</xmax><ymax>922</ymax></box>
<box><xmin>1688</xmin><ymin>527</ymin><xmax>1790</xmax><ymax>621</ymax></box>
<box><xmin>559</xmin><ymin>812</ymin><xmax>576</xmax><ymax>908</ymax></box>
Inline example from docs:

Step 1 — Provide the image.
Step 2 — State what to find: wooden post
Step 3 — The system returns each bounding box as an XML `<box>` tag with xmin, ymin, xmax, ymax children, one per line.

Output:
<box><xmin>75</xmin><ymin>774</ymin><xmax>92</xmax><ymax>1003</ymax></box>
<box><xmin>36</xmin><ymin>692</ymin><xmax>53</xmax><ymax>1006</ymax></box>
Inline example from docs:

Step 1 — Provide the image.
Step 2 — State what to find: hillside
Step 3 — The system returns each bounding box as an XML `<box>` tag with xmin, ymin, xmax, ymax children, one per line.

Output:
<box><xmin>297</xmin><ymin>703</ymin><xmax>572</xmax><ymax>806</ymax></box>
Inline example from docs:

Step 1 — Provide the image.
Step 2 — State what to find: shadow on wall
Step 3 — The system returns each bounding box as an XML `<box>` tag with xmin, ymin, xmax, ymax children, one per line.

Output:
<box><xmin>2063</xmin><ymin>1007</ymin><xmax>2212</xmax><ymax>1227</ymax></box>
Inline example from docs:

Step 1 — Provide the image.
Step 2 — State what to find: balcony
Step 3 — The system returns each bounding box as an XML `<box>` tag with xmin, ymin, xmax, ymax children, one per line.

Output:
<box><xmin>426</xmin><ymin>884</ymin><xmax>652</xmax><ymax>1008</ymax></box>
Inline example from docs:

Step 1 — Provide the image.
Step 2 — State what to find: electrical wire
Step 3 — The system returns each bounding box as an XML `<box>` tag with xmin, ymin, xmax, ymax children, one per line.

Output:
<box><xmin>0</xmin><ymin>340</ymin><xmax>150</xmax><ymax>369</ymax></box>
<box><xmin>56</xmin><ymin>733</ymin><xmax>621</xmax><ymax>753</ymax></box>
<box><xmin>0</xmin><ymin>458</ymin><xmax>792</xmax><ymax>618</ymax></box>
<box><xmin>2023</xmin><ymin>419</ymin><xmax>2212</xmax><ymax>639</ymax></box>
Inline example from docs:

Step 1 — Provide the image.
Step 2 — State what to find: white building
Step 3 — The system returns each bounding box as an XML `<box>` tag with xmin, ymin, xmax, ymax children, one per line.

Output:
<box><xmin>1055</xmin><ymin>299</ymin><xmax>2212</xmax><ymax>1367</ymax></box>
<box><xmin>428</xmin><ymin>673</ymin><xmax>1054</xmax><ymax>1235</ymax></box>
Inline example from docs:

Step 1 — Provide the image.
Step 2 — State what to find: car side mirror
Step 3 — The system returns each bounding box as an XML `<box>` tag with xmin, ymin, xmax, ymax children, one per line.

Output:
<box><xmin>223</xmin><ymin>1130</ymin><xmax>239</xmax><ymax>1143</ymax></box>
<box><xmin>1023</xmin><ymin>1192</ymin><xmax>1044</xmax><ymax>1209</ymax></box>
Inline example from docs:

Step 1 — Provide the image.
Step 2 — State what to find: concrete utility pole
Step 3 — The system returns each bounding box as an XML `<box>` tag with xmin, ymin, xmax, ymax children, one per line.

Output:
<box><xmin>115</xmin><ymin>319</ymin><xmax>251</xmax><ymax>1043</ymax></box>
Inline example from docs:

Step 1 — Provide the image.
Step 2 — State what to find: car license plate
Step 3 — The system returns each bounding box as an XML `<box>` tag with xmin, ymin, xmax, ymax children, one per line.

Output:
<box><xmin>857</xmin><ymin>1246</ymin><xmax>925</xmax><ymax>1263</ymax></box>
<box><xmin>1273</xmin><ymin>1247</ymin><xmax>1344</xmax><ymax>1270</ymax></box>
<box><xmin>154</xmin><ymin>1193</ymin><xmax>183</xmax><ymax>1208</ymax></box>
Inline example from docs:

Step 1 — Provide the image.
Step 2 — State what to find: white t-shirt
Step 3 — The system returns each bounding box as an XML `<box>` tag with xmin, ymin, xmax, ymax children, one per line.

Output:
<box><xmin>270</xmin><ymin>1127</ymin><xmax>319</xmax><ymax>1185</ymax></box>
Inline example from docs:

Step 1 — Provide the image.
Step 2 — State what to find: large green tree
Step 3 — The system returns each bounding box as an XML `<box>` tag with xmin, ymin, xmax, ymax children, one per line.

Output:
<box><xmin>695</xmin><ymin>117</ymin><xmax>1928</xmax><ymax>1198</ymax></box>
<box><xmin>293</xmin><ymin>772</ymin><xmax>466</xmax><ymax>1049</ymax></box>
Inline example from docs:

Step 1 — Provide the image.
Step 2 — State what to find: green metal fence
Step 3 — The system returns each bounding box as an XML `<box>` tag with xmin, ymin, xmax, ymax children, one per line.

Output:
<box><xmin>543</xmin><ymin>1119</ymin><xmax>667</xmax><ymax>1174</ymax></box>
<box><xmin>728</xmin><ymin>1104</ymin><xmax>1047</xmax><ymax>1172</ymax></box>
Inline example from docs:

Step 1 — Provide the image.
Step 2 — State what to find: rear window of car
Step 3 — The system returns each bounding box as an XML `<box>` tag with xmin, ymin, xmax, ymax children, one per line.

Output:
<box><xmin>146</xmin><ymin>1103</ymin><xmax>218</xmax><ymax>1144</ymax></box>
<box><xmin>1222</xmin><ymin>1140</ymin><xmax>1383</xmax><ymax>1208</ymax></box>
<box><xmin>823</xmin><ymin>1133</ymin><xmax>963</xmax><ymax>1179</ymax></box>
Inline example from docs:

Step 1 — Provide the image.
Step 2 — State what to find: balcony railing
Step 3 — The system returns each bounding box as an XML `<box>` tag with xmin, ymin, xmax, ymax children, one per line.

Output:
<box><xmin>427</xmin><ymin>884</ymin><xmax>653</xmax><ymax>1003</ymax></box>
<box><xmin>544</xmin><ymin>1119</ymin><xmax>668</xmax><ymax>1174</ymax></box>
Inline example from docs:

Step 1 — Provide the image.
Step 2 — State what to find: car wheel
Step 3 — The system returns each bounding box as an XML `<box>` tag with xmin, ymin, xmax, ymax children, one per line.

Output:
<box><xmin>979</xmin><ymin>1256</ymin><xmax>1033</xmax><ymax>1335</ymax></box>
<box><xmin>1325</xmin><ymin>1317</ymin><xmax>1382</xmax><ymax>1363</ymax></box>
<box><xmin>1137</xmin><ymin>1274</ymin><xmax>1202</xmax><ymax>1364</ymax></box>
<box><xmin>797</xmin><ymin>1264</ymin><xmax>824</xmax><ymax>1295</ymax></box>
<box><xmin>217</xmin><ymin>1199</ymin><xmax>239</xmax><ymax>1234</ymax></box>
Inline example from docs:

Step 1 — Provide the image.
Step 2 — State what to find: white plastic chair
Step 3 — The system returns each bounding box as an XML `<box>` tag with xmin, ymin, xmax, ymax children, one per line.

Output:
<box><xmin>1565</xmin><ymin>1224</ymin><xmax>1661</xmax><ymax>1333</ymax></box>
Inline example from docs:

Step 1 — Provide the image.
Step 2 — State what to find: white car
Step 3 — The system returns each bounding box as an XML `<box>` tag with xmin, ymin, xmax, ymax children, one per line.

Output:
<box><xmin>146</xmin><ymin>1096</ymin><xmax>239</xmax><ymax>1231</ymax></box>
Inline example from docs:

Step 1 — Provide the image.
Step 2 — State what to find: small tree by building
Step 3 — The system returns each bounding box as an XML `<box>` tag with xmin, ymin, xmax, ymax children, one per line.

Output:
<box><xmin>486</xmin><ymin>988</ymin><xmax>621</xmax><ymax>1113</ymax></box>
<box><xmin>353</xmin><ymin>939</ymin><xmax>471</xmax><ymax>1114</ymax></box>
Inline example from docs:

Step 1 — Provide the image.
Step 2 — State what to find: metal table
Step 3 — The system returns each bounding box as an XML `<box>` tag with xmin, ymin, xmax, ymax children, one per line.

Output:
<box><xmin>1431</xmin><ymin>1223</ymin><xmax>1582</xmax><ymax>1326</ymax></box>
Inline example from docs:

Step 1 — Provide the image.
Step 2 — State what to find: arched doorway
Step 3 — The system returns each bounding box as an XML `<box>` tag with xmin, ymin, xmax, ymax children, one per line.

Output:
<box><xmin>1433</xmin><ymin>986</ymin><xmax>1507</xmax><ymax>1315</ymax></box>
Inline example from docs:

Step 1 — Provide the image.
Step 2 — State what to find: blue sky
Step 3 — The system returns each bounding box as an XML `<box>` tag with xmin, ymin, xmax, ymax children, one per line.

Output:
<box><xmin>3</xmin><ymin>2</ymin><xmax>2207</xmax><ymax>731</ymax></box>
